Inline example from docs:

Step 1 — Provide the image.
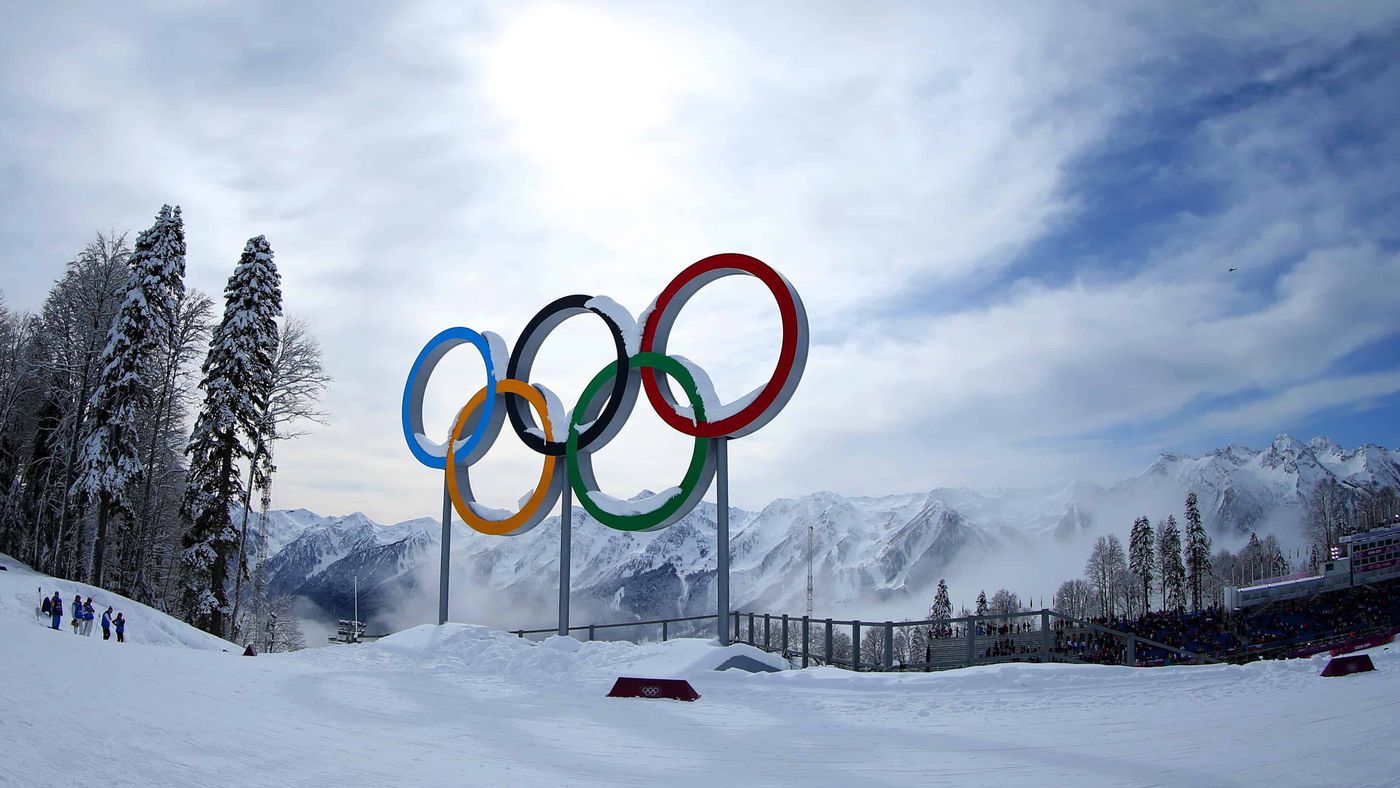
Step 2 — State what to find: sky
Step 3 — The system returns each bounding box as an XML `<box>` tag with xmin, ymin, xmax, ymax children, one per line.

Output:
<box><xmin>2</xmin><ymin>1</ymin><xmax>1399</xmax><ymax>525</ymax></box>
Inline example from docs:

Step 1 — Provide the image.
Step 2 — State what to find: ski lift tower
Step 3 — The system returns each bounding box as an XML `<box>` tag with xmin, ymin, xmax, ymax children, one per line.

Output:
<box><xmin>329</xmin><ymin>576</ymin><xmax>367</xmax><ymax>644</ymax></box>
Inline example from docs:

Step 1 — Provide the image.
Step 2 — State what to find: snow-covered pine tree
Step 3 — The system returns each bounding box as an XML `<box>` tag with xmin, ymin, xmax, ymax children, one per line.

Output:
<box><xmin>929</xmin><ymin>578</ymin><xmax>952</xmax><ymax>635</ymax></box>
<box><xmin>182</xmin><ymin>236</ymin><xmax>282</xmax><ymax>637</ymax></box>
<box><xmin>75</xmin><ymin>206</ymin><xmax>185</xmax><ymax>586</ymax></box>
<box><xmin>1184</xmin><ymin>492</ymin><xmax>1212</xmax><ymax>610</ymax></box>
<box><xmin>975</xmin><ymin>590</ymin><xmax>988</xmax><ymax>617</ymax></box>
<box><xmin>1157</xmin><ymin>515</ymin><xmax>1186</xmax><ymax>612</ymax></box>
<box><xmin>1128</xmin><ymin>516</ymin><xmax>1154</xmax><ymax>615</ymax></box>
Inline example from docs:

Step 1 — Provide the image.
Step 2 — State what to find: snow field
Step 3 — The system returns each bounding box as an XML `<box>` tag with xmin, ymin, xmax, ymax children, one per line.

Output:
<box><xmin>2</xmin><ymin>554</ymin><xmax>1399</xmax><ymax>787</ymax></box>
<box><xmin>0</xmin><ymin>553</ymin><xmax>237</xmax><ymax>651</ymax></box>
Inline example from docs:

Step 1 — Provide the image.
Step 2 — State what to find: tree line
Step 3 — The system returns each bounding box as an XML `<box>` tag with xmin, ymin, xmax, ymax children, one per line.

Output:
<box><xmin>0</xmin><ymin>206</ymin><xmax>328</xmax><ymax>649</ymax></box>
<box><xmin>1053</xmin><ymin>485</ymin><xmax>1400</xmax><ymax>622</ymax></box>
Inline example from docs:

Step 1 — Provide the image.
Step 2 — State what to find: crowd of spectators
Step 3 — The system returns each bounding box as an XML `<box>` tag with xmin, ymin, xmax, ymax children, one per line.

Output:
<box><xmin>1110</xmin><ymin>577</ymin><xmax>1400</xmax><ymax>664</ymax></box>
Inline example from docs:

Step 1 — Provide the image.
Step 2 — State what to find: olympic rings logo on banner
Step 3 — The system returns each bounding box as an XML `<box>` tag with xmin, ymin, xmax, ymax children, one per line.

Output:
<box><xmin>401</xmin><ymin>253</ymin><xmax>809</xmax><ymax>536</ymax></box>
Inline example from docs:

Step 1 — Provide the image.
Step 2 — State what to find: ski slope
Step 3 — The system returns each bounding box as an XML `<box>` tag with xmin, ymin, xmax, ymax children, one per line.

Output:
<box><xmin>1</xmin><ymin>555</ymin><xmax>1398</xmax><ymax>787</ymax></box>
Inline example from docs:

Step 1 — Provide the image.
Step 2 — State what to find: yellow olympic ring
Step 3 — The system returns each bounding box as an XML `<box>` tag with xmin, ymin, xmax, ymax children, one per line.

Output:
<box><xmin>445</xmin><ymin>379</ymin><xmax>561</xmax><ymax>536</ymax></box>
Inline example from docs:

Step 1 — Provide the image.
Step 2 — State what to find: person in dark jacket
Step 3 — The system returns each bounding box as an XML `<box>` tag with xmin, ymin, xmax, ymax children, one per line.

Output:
<box><xmin>113</xmin><ymin>613</ymin><xmax>126</xmax><ymax>643</ymax></box>
<box><xmin>50</xmin><ymin>592</ymin><xmax>63</xmax><ymax>630</ymax></box>
<box><xmin>80</xmin><ymin>600</ymin><xmax>96</xmax><ymax>636</ymax></box>
<box><xmin>101</xmin><ymin>607</ymin><xmax>114</xmax><ymax>640</ymax></box>
<box><xmin>70</xmin><ymin>594</ymin><xmax>83</xmax><ymax>633</ymax></box>
<box><xmin>40</xmin><ymin>589</ymin><xmax>51</xmax><ymax>620</ymax></box>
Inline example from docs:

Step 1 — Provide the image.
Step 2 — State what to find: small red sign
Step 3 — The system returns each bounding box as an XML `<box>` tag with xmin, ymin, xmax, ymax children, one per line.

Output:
<box><xmin>1320</xmin><ymin>654</ymin><xmax>1376</xmax><ymax>677</ymax></box>
<box><xmin>606</xmin><ymin>677</ymin><xmax>700</xmax><ymax>701</ymax></box>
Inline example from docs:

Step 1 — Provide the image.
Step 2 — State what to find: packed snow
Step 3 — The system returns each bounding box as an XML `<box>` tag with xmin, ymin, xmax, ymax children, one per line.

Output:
<box><xmin>3</xmin><ymin>552</ymin><xmax>1399</xmax><ymax>787</ymax></box>
<box><xmin>583</xmin><ymin>295</ymin><xmax>642</xmax><ymax>357</ymax></box>
<box><xmin>669</xmin><ymin>354</ymin><xmax>764</xmax><ymax>423</ymax></box>
<box><xmin>590</xmin><ymin>486</ymin><xmax>683</xmax><ymax>516</ymax></box>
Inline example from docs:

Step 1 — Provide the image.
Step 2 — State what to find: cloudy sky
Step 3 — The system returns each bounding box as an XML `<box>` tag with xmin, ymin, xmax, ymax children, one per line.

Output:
<box><xmin>3</xmin><ymin>2</ymin><xmax>1399</xmax><ymax>524</ymax></box>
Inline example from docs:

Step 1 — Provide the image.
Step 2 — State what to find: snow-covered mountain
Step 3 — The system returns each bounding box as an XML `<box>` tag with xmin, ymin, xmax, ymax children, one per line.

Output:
<box><xmin>263</xmin><ymin>435</ymin><xmax>1400</xmax><ymax>628</ymax></box>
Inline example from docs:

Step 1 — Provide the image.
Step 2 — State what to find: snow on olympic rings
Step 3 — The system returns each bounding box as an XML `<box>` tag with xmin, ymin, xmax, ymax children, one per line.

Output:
<box><xmin>400</xmin><ymin>253</ymin><xmax>809</xmax><ymax>535</ymax></box>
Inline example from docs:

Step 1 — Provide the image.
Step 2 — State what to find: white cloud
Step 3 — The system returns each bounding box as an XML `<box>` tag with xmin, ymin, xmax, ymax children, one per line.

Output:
<box><xmin>1</xmin><ymin>2</ymin><xmax>1398</xmax><ymax>522</ymax></box>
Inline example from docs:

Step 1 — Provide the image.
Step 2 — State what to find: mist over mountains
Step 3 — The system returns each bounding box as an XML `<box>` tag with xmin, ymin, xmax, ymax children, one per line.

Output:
<box><xmin>259</xmin><ymin>435</ymin><xmax>1400</xmax><ymax>634</ymax></box>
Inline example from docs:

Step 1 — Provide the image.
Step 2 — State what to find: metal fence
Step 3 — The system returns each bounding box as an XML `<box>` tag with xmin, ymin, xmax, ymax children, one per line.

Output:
<box><xmin>730</xmin><ymin>609</ymin><xmax>1216</xmax><ymax>670</ymax></box>
<box><xmin>512</xmin><ymin>614</ymin><xmax>719</xmax><ymax>644</ymax></box>
<box><xmin>510</xmin><ymin>608</ymin><xmax>1216</xmax><ymax>671</ymax></box>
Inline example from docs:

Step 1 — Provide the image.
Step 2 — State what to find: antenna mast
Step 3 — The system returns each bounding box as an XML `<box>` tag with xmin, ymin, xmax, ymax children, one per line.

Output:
<box><xmin>806</xmin><ymin>525</ymin><xmax>814</xmax><ymax>617</ymax></box>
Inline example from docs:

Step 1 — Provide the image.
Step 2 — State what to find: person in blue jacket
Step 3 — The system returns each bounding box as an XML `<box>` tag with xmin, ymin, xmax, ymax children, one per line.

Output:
<box><xmin>101</xmin><ymin>607</ymin><xmax>114</xmax><ymax>640</ymax></box>
<box><xmin>113</xmin><ymin>612</ymin><xmax>126</xmax><ymax>643</ymax></box>
<box><xmin>70</xmin><ymin>594</ymin><xmax>83</xmax><ymax>633</ymax></box>
<box><xmin>50</xmin><ymin>592</ymin><xmax>63</xmax><ymax>630</ymax></box>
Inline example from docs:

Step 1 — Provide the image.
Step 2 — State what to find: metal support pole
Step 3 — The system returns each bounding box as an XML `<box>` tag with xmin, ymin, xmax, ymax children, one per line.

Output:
<box><xmin>558</xmin><ymin>483</ymin><xmax>571</xmax><ymax>637</ymax></box>
<box><xmin>438</xmin><ymin>480</ymin><xmax>451</xmax><ymax>625</ymax></box>
<box><xmin>781</xmin><ymin>614</ymin><xmax>789</xmax><ymax>656</ymax></box>
<box><xmin>1125</xmin><ymin>635</ymin><xmax>1137</xmax><ymax>666</ymax></box>
<box><xmin>966</xmin><ymin>616</ymin><xmax>976</xmax><ymax>667</ymax></box>
<box><xmin>883</xmin><ymin>622</ymin><xmax>894</xmax><ymax>670</ymax></box>
<box><xmin>662</xmin><ymin>620</ymin><xmax>668</xmax><ymax>642</ymax></box>
<box><xmin>588</xmin><ymin>624</ymin><xmax>595</xmax><ymax>641</ymax></box>
<box><xmin>1041</xmin><ymin>610</ymin><xmax>1051</xmax><ymax>662</ymax></box>
<box><xmin>763</xmin><ymin>613</ymin><xmax>771</xmax><ymax>650</ymax></box>
<box><xmin>733</xmin><ymin>612</ymin><xmax>740</xmax><ymax>643</ymax></box>
<box><xmin>852</xmin><ymin>621</ymin><xmax>861</xmax><ymax>672</ymax></box>
<box><xmin>825</xmin><ymin>618</ymin><xmax>833</xmax><ymax>665</ymax></box>
<box><xmin>802</xmin><ymin>616</ymin><xmax>810</xmax><ymax>668</ymax></box>
<box><xmin>715</xmin><ymin>438</ymin><xmax>730</xmax><ymax>645</ymax></box>
<box><xmin>748</xmin><ymin>612</ymin><xmax>755</xmax><ymax>645</ymax></box>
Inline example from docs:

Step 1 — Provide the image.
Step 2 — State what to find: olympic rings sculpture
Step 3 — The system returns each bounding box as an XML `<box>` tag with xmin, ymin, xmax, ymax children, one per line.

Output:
<box><xmin>401</xmin><ymin>253</ymin><xmax>808</xmax><ymax>536</ymax></box>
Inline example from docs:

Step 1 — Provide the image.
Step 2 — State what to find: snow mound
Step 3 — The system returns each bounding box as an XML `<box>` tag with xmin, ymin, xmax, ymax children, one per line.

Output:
<box><xmin>0</xmin><ymin>552</ymin><xmax>238</xmax><ymax>651</ymax></box>
<box><xmin>364</xmin><ymin>623</ymin><xmax>787</xmax><ymax>681</ymax></box>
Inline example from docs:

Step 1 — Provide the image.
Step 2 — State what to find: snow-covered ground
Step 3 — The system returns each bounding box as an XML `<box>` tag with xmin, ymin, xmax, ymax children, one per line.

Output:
<box><xmin>1</xmin><ymin>554</ymin><xmax>1397</xmax><ymax>787</ymax></box>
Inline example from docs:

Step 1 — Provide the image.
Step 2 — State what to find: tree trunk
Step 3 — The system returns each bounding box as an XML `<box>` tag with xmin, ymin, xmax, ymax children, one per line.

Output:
<box><xmin>229</xmin><ymin>461</ymin><xmax>258</xmax><ymax>644</ymax></box>
<box><xmin>92</xmin><ymin>494</ymin><xmax>110</xmax><ymax>586</ymax></box>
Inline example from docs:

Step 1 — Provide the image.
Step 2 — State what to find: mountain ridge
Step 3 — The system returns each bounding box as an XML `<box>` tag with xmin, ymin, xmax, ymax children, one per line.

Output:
<box><xmin>262</xmin><ymin>435</ymin><xmax>1400</xmax><ymax>629</ymax></box>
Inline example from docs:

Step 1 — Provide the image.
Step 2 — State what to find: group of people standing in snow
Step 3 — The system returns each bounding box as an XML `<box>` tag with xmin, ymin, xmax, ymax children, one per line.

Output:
<box><xmin>38</xmin><ymin>589</ymin><xmax>125</xmax><ymax>643</ymax></box>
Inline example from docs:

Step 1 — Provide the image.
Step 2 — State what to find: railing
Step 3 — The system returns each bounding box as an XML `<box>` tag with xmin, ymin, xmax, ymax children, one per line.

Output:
<box><xmin>512</xmin><ymin>613</ymin><xmax>720</xmax><ymax>643</ymax></box>
<box><xmin>507</xmin><ymin>608</ymin><xmax>1217</xmax><ymax>671</ymax></box>
<box><xmin>730</xmin><ymin>609</ymin><xmax>1217</xmax><ymax>671</ymax></box>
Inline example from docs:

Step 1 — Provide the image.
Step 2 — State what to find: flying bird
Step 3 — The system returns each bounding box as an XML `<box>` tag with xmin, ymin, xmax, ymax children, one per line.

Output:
<box><xmin>1228</xmin><ymin>267</ymin><xmax>1237</xmax><ymax>272</ymax></box>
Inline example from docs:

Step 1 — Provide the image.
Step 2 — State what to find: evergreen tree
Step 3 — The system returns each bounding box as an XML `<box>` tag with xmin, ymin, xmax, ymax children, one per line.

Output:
<box><xmin>76</xmin><ymin>207</ymin><xmax>185</xmax><ymax>586</ymax></box>
<box><xmin>975</xmin><ymin>590</ymin><xmax>988</xmax><ymax>617</ymax></box>
<box><xmin>182</xmin><ymin>236</ymin><xmax>282</xmax><ymax>636</ymax></box>
<box><xmin>1157</xmin><ymin>515</ymin><xmax>1186</xmax><ymax>612</ymax></box>
<box><xmin>928</xmin><ymin>578</ymin><xmax>952</xmax><ymax>637</ymax></box>
<box><xmin>1128</xmin><ymin>516</ymin><xmax>1155</xmax><ymax>615</ymax></box>
<box><xmin>1184</xmin><ymin>492</ymin><xmax>1212</xmax><ymax>610</ymax></box>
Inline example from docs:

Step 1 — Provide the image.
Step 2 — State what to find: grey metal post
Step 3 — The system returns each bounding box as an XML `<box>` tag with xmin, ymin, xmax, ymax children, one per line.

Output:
<box><xmin>662</xmin><ymin>620</ymin><xmax>668</xmax><ymax>641</ymax></box>
<box><xmin>781</xmin><ymin>614</ymin><xmax>789</xmax><ymax>656</ymax></box>
<box><xmin>852</xmin><ymin>621</ymin><xmax>861</xmax><ymax>672</ymax></box>
<box><xmin>802</xmin><ymin>616</ymin><xmax>810</xmax><ymax>668</ymax></box>
<box><xmin>733</xmin><ymin>612</ymin><xmax>740</xmax><ymax>643</ymax></box>
<box><xmin>824</xmin><ymin>618</ymin><xmax>833</xmax><ymax>665</ymax></box>
<box><xmin>716</xmin><ymin>438</ymin><xmax>730</xmax><ymax>645</ymax></box>
<box><xmin>588</xmin><ymin>624</ymin><xmax>595</xmax><ymax>641</ymax></box>
<box><xmin>748</xmin><ymin>612</ymin><xmax>754</xmax><ymax>645</ymax></box>
<box><xmin>558</xmin><ymin>483</ymin><xmax>572</xmax><ymax>636</ymax></box>
<box><xmin>883</xmin><ymin>622</ymin><xmax>894</xmax><ymax>670</ymax></box>
<box><xmin>1041</xmin><ymin>610</ymin><xmax>1051</xmax><ymax>661</ymax></box>
<box><xmin>438</xmin><ymin>480</ymin><xmax>451</xmax><ymax>625</ymax></box>
<box><xmin>763</xmin><ymin>613</ymin><xmax>770</xmax><ymax>650</ymax></box>
<box><xmin>1125</xmin><ymin>635</ymin><xmax>1136</xmax><ymax>666</ymax></box>
<box><xmin>966</xmin><ymin>616</ymin><xmax>976</xmax><ymax>666</ymax></box>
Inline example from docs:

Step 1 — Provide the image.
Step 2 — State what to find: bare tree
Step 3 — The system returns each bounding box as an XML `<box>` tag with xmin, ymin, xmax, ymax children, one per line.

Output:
<box><xmin>1053</xmin><ymin>579</ymin><xmax>1094</xmax><ymax>620</ymax></box>
<box><xmin>231</xmin><ymin>317</ymin><xmax>330</xmax><ymax>641</ymax></box>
